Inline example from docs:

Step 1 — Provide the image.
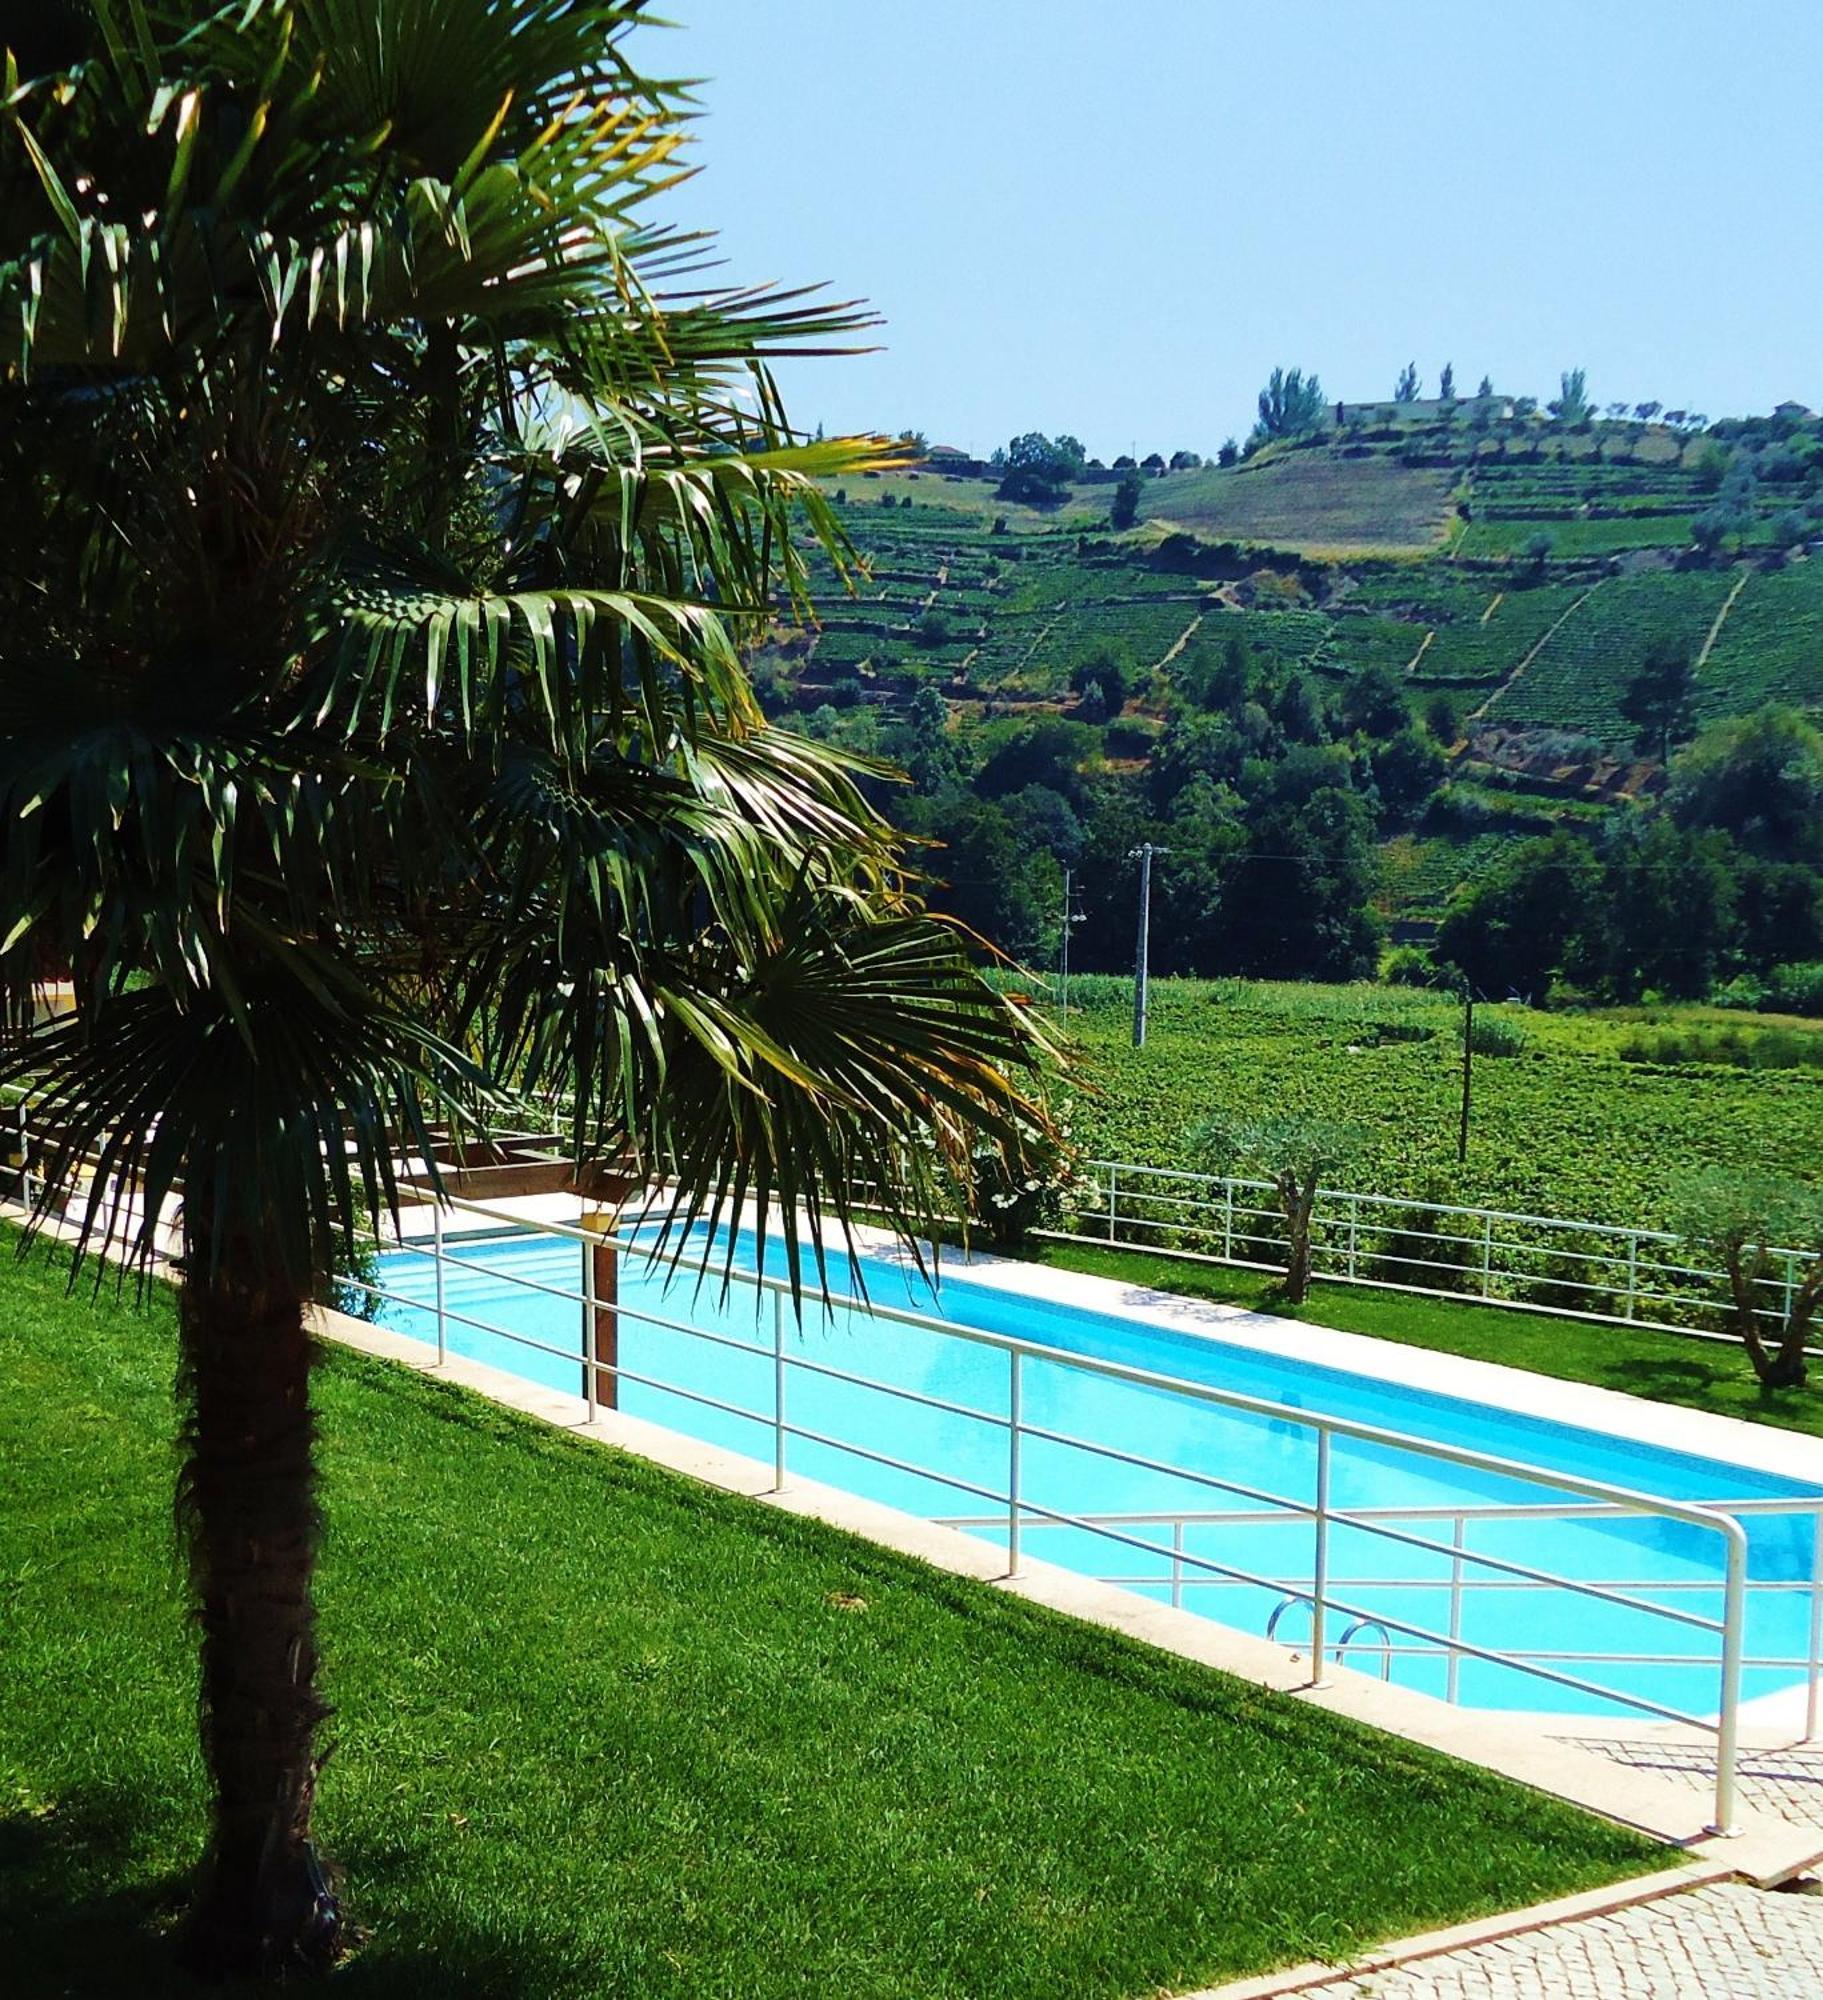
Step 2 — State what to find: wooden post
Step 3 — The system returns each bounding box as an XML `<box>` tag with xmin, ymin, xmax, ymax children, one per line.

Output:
<box><xmin>580</xmin><ymin>1215</ymin><xmax>618</xmax><ymax>1412</ymax></box>
<box><xmin>577</xmin><ymin>1167</ymin><xmax>640</xmax><ymax>1414</ymax></box>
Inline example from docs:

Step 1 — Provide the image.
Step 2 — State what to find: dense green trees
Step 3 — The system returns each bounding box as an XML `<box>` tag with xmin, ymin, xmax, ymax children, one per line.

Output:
<box><xmin>994</xmin><ymin>431</ymin><xmax>1088</xmax><ymax>505</ymax></box>
<box><xmin>1253</xmin><ymin>366</ymin><xmax>1327</xmax><ymax>443</ymax></box>
<box><xmin>1434</xmin><ymin>719</ymin><xmax>1823</xmax><ymax>1001</ymax></box>
<box><xmin>1669</xmin><ymin>708</ymin><xmax>1823</xmax><ymax>863</ymax></box>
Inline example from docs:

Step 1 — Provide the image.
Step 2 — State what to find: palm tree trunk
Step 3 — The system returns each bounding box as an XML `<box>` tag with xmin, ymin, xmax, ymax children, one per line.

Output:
<box><xmin>175</xmin><ymin>1213</ymin><xmax>342</xmax><ymax>1978</ymax></box>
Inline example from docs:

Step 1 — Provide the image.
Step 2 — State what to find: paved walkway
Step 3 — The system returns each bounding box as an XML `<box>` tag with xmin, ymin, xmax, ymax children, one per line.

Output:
<box><xmin>1565</xmin><ymin>1736</ymin><xmax>1823</xmax><ymax>1832</ymax></box>
<box><xmin>1271</xmin><ymin>1738</ymin><xmax>1823</xmax><ymax>1998</ymax></box>
<box><xmin>1292</xmin><ymin>1881</ymin><xmax>1823</xmax><ymax>1998</ymax></box>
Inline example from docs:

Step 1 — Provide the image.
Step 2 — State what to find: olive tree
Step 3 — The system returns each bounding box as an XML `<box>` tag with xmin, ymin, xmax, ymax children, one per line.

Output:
<box><xmin>1191</xmin><ymin>1115</ymin><xmax>1366</xmax><ymax>1303</ymax></box>
<box><xmin>1671</xmin><ymin>1174</ymin><xmax>1823</xmax><ymax>1389</ymax></box>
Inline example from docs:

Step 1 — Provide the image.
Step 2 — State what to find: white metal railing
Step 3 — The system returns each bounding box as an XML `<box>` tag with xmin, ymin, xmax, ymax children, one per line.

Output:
<box><xmin>320</xmin><ymin>1188</ymin><xmax>1823</xmax><ymax>1838</ymax></box>
<box><xmin>1051</xmin><ymin>1159</ymin><xmax>1820</xmax><ymax>1347</ymax></box>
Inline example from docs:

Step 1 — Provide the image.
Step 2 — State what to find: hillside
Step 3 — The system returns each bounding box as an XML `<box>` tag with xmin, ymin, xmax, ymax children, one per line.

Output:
<box><xmin>770</xmin><ymin>398</ymin><xmax>1823</xmax><ymax>949</ymax></box>
<box><xmin>1138</xmin><ymin>450</ymin><xmax>1457</xmax><ymax>555</ymax></box>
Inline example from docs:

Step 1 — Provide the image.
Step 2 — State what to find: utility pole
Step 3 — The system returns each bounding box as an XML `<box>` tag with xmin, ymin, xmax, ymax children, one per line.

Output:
<box><xmin>1128</xmin><ymin>843</ymin><xmax>1170</xmax><ymax>1048</ymax></box>
<box><xmin>1058</xmin><ymin>867</ymin><xmax>1086</xmax><ymax>1018</ymax></box>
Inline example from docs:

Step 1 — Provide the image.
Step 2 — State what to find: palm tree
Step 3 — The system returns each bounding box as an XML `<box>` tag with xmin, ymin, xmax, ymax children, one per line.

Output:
<box><xmin>0</xmin><ymin>2</ymin><xmax>1041</xmax><ymax>1975</ymax></box>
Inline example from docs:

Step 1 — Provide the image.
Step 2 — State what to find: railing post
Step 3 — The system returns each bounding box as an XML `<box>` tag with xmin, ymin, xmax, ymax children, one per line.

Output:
<box><xmin>14</xmin><ymin>1102</ymin><xmax>30</xmax><ymax>1210</ymax></box>
<box><xmin>1345</xmin><ymin>1195</ymin><xmax>1359</xmax><ymax>1281</ymax></box>
<box><xmin>1710</xmin><ymin>1523</ymin><xmax>1747</xmax><ymax>1837</ymax></box>
<box><xmin>1006</xmin><ymin>1349</ymin><xmax>1023</xmax><ymax>1578</ymax></box>
<box><xmin>1106</xmin><ymin>1166</ymin><xmax>1118</xmax><ymax>1244</ymax></box>
<box><xmin>1480</xmin><ymin>1213</ymin><xmax>1494</xmax><ymax>1298</ymax></box>
<box><xmin>432</xmin><ymin>1204</ymin><xmax>447</xmax><ymax>1368</ymax></box>
<box><xmin>581</xmin><ymin>1229</ymin><xmax>599</xmax><ymax>1423</ymax></box>
<box><xmin>1171</xmin><ymin>1517</ymin><xmax>1185</xmax><ymax>1610</ymax></box>
<box><xmin>1624</xmin><ymin>1231</ymin><xmax>1639</xmax><ymax>1321</ymax></box>
<box><xmin>772</xmin><ymin>1288</ymin><xmax>788</xmax><ymax>1492</ymax></box>
<box><xmin>1222</xmin><ymin>1178</ymin><xmax>1235</xmax><ymax>1263</ymax></box>
<box><xmin>1447</xmin><ymin>1515</ymin><xmax>1466</xmax><ymax>1704</ymax></box>
<box><xmin>1807</xmin><ymin>1510</ymin><xmax>1823</xmax><ymax>1744</ymax></box>
<box><xmin>1309</xmin><ymin>1430</ymin><xmax>1331</xmax><ymax>1688</ymax></box>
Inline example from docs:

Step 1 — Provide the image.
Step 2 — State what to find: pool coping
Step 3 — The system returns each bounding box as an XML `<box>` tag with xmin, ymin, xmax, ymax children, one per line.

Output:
<box><xmin>311</xmin><ymin>1297</ymin><xmax>1823</xmax><ymax>1888</ymax></box>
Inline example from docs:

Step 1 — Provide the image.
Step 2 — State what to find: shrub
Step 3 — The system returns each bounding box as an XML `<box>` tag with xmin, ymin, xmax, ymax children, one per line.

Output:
<box><xmin>1467</xmin><ymin>1012</ymin><xmax>1527</xmax><ymax>1057</ymax></box>
<box><xmin>1102</xmin><ymin>715</ymin><xmax>1159</xmax><ymax>759</ymax></box>
<box><xmin>1382</xmin><ymin>945</ymin><xmax>1438</xmax><ymax>988</ymax></box>
<box><xmin>968</xmin><ymin>1104</ymin><xmax>1087</xmax><ymax>1249</ymax></box>
<box><xmin>1767</xmin><ymin>962</ymin><xmax>1823</xmax><ymax>1017</ymax></box>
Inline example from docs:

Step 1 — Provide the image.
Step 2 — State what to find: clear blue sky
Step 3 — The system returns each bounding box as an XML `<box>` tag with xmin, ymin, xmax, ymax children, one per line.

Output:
<box><xmin>644</xmin><ymin>2</ymin><xmax>1822</xmax><ymax>462</ymax></box>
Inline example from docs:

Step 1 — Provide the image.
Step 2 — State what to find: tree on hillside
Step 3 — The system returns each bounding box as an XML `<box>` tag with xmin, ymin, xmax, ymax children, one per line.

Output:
<box><xmin>1253</xmin><ymin>366</ymin><xmax>1327</xmax><ymax>442</ymax></box>
<box><xmin>1070</xmin><ymin>644</ymin><xmax>1134</xmax><ymax>718</ymax></box>
<box><xmin>1634</xmin><ymin>401</ymin><xmax>1662</xmax><ymax>424</ymax></box>
<box><xmin>1579</xmin><ymin>819</ymin><xmax>1740</xmax><ymax>1001</ymax></box>
<box><xmin>1477</xmin><ymin>374</ymin><xmax>1494</xmax><ymax>398</ymax></box>
<box><xmin>1434</xmin><ymin>834</ymin><xmax>1603</xmax><ymax>996</ymax></box>
<box><xmin>1142</xmin><ymin>451</ymin><xmax>1167</xmax><ymax>475</ymax></box>
<box><xmin>1549</xmin><ymin>368</ymin><xmax>1593</xmax><ymax>426</ymax></box>
<box><xmin>1110</xmin><ymin>470</ymin><xmax>1145</xmax><ymax>529</ymax></box>
<box><xmin>1218</xmin><ymin>437</ymin><xmax>1240</xmax><ymax>466</ymax></box>
<box><xmin>1669</xmin><ymin>709</ymin><xmax>1823</xmax><ymax>864</ymax></box>
<box><xmin>997</xmin><ymin>432</ymin><xmax>1087</xmax><ymax>506</ymax></box>
<box><xmin>1394</xmin><ymin>361</ymin><xmax>1421</xmax><ymax>403</ymax></box>
<box><xmin>0</xmin><ymin>5</ymin><xmax>1041</xmax><ymax>1975</ymax></box>
<box><xmin>1606</xmin><ymin>401</ymin><xmax>1630</xmax><ymax>422</ymax></box>
<box><xmin>1169</xmin><ymin>449</ymin><xmax>1203</xmax><ymax>470</ymax></box>
<box><xmin>1618</xmin><ymin>634</ymin><xmax>1698</xmax><ymax>764</ymax></box>
<box><xmin>1439</xmin><ymin>361</ymin><xmax>1456</xmax><ymax>402</ymax></box>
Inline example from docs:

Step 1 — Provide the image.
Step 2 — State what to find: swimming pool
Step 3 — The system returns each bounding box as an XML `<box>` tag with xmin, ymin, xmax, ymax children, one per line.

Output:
<box><xmin>371</xmin><ymin>1223</ymin><xmax>1823</xmax><ymax>1725</ymax></box>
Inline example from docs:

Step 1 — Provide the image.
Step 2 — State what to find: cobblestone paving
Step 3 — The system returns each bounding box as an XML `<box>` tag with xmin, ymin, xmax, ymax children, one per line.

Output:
<box><xmin>1565</xmin><ymin>1736</ymin><xmax>1823</xmax><ymax>1832</ymax></box>
<box><xmin>1278</xmin><ymin>1738</ymin><xmax>1823</xmax><ymax>1997</ymax></box>
<box><xmin>1290</xmin><ymin>1882</ymin><xmax>1823</xmax><ymax>1998</ymax></box>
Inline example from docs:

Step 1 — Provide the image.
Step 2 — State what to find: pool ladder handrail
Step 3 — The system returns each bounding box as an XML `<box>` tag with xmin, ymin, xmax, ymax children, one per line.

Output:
<box><xmin>1266</xmin><ymin>1593</ymin><xmax>1395</xmax><ymax>1682</ymax></box>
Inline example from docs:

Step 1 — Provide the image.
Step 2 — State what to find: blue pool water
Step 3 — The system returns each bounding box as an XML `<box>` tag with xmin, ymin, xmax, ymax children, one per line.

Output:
<box><xmin>373</xmin><ymin>1227</ymin><xmax>1822</xmax><ymax>1722</ymax></box>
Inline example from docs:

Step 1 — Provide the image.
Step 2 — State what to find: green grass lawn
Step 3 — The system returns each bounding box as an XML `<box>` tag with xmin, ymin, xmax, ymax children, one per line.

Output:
<box><xmin>1027</xmin><ymin>1237</ymin><xmax>1823</xmax><ymax>1442</ymax></box>
<box><xmin>0</xmin><ymin>1234</ymin><xmax>1658</xmax><ymax>1999</ymax></box>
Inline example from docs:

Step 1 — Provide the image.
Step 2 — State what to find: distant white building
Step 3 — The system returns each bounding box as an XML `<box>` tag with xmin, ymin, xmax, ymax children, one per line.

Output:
<box><xmin>1333</xmin><ymin>393</ymin><xmax>1516</xmax><ymax>427</ymax></box>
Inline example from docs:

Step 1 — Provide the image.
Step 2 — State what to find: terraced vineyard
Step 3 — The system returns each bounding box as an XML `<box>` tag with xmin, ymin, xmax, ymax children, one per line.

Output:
<box><xmin>1695</xmin><ymin>557</ymin><xmax>1823</xmax><ymax>716</ymax></box>
<box><xmin>1483</xmin><ymin>570</ymin><xmax>1741</xmax><ymax>741</ymax></box>
<box><xmin>1414</xmin><ymin>584</ymin><xmax>1588</xmax><ymax>687</ymax></box>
